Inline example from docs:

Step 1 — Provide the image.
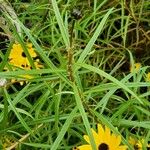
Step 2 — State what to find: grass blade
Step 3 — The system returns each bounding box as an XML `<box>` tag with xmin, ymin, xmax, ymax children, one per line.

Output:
<box><xmin>51</xmin><ymin>0</ymin><xmax>70</xmax><ymax>48</ymax></box>
<box><xmin>77</xmin><ymin>8</ymin><xmax>114</xmax><ymax>63</ymax></box>
<box><xmin>77</xmin><ymin>63</ymin><xmax>143</xmax><ymax>104</ymax></box>
<box><xmin>51</xmin><ymin>107</ymin><xmax>78</xmax><ymax>150</ymax></box>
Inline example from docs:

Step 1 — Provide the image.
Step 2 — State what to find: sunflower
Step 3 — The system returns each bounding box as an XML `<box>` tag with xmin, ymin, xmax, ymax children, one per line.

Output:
<box><xmin>130</xmin><ymin>63</ymin><xmax>141</xmax><ymax>73</ymax></box>
<box><xmin>129</xmin><ymin>137</ymin><xmax>150</xmax><ymax>150</ymax></box>
<box><xmin>74</xmin><ymin>124</ymin><xmax>127</xmax><ymax>150</ymax></box>
<box><xmin>7</xmin><ymin>42</ymin><xmax>43</xmax><ymax>85</ymax></box>
<box><xmin>9</xmin><ymin>43</ymin><xmax>39</xmax><ymax>69</ymax></box>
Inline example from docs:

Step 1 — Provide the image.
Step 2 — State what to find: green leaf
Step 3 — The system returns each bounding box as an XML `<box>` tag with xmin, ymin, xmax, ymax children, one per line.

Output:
<box><xmin>77</xmin><ymin>63</ymin><xmax>143</xmax><ymax>104</ymax></box>
<box><xmin>77</xmin><ymin>8</ymin><xmax>114</xmax><ymax>63</ymax></box>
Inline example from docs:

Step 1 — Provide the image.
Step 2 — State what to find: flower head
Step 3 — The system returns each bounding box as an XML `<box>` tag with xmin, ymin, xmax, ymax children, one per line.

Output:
<box><xmin>129</xmin><ymin>137</ymin><xmax>150</xmax><ymax>150</ymax></box>
<box><xmin>130</xmin><ymin>63</ymin><xmax>141</xmax><ymax>73</ymax></box>
<box><xmin>146</xmin><ymin>72</ymin><xmax>150</xmax><ymax>81</ymax></box>
<box><xmin>7</xmin><ymin>42</ymin><xmax>43</xmax><ymax>85</ymax></box>
<box><xmin>74</xmin><ymin>124</ymin><xmax>127</xmax><ymax>150</ymax></box>
<box><xmin>9</xmin><ymin>43</ymin><xmax>39</xmax><ymax>69</ymax></box>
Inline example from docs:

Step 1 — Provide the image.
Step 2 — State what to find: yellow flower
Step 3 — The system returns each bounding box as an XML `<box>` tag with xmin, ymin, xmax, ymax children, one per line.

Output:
<box><xmin>130</xmin><ymin>63</ymin><xmax>141</xmax><ymax>73</ymax></box>
<box><xmin>9</xmin><ymin>43</ymin><xmax>38</xmax><ymax>69</ymax></box>
<box><xmin>129</xmin><ymin>137</ymin><xmax>150</xmax><ymax>150</ymax></box>
<box><xmin>7</xmin><ymin>42</ymin><xmax>43</xmax><ymax>85</ymax></box>
<box><xmin>26</xmin><ymin>43</ymin><xmax>37</xmax><ymax>57</ymax></box>
<box><xmin>146</xmin><ymin>72</ymin><xmax>150</xmax><ymax>81</ymax></box>
<box><xmin>74</xmin><ymin>124</ymin><xmax>127</xmax><ymax>150</ymax></box>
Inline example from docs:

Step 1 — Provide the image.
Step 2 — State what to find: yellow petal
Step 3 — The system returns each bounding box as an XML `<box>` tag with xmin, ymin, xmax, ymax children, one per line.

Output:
<box><xmin>77</xmin><ymin>144</ymin><xmax>92</xmax><ymax>150</ymax></box>
<box><xmin>130</xmin><ymin>63</ymin><xmax>141</xmax><ymax>73</ymax></box>
<box><xmin>129</xmin><ymin>137</ymin><xmax>136</xmax><ymax>145</ymax></box>
<box><xmin>83</xmin><ymin>128</ymin><xmax>100</xmax><ymax>145</ymax></box>
<box><xmin>110</xmin><ymin>133</ymin><xmax>117</xmax><ymax>147</ymax></box>
<box><xmin>115</xmin><ymin>134</ymin><xmax>121</xmax><ymax>146</ymax></box>
<box><xmin>91</xmin><ymin>128</ymin><xmax>100</xmax><ymax>145</ymax></box>
<box><xmin>118</xmin><ymin>145</ymin><xmax>128</xmax><ymax>150</ymax></box>
<box><xmin>97</xmin><ymin>124</ymin><xmax>105</xmax><ymax>140</ymax></box>
<box><xmin>83</xmin><ymin>135</ymin><xmax>90</xmax><ymax>144</ymax></box>
<box><xmin>27</xmin><ymin>43</ymin><xmax>33</xmax><ymax>48</ymax></box>
<box><xmin>103</xmin><ymin>126</ymin><xmax>111</xmax><ymax>142</ymax></box>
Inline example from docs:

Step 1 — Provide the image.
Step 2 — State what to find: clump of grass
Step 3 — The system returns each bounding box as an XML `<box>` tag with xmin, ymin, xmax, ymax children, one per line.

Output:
<box><xmin>0</xmin><ymin>0</ymin><xmax>150</xmax><ymax>149</ymax></box>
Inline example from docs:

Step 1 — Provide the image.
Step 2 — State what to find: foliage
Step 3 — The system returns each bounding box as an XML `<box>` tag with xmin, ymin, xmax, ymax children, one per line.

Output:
<box><xmin>0</xmin><ymin>0</ymin><xmax>150</xmax><ymax>149</ymax></box>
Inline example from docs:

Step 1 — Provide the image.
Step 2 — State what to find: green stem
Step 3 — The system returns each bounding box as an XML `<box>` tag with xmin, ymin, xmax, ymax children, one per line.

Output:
<box><xmin>0</xmin><ymin>87</ymin><xmax>8</xmax><ymax>130</ymax></box>
<box><xmin>67</xmin><ymin>19</ymin><xmax>75</xmax><ymax>81</ymax></box>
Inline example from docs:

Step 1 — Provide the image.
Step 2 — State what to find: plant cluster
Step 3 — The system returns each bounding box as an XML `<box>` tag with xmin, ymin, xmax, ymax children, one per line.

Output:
<box><xmin>0</xmin><ymin>0</ymin><xmax>150</xmax><ymax>149</ymax></box>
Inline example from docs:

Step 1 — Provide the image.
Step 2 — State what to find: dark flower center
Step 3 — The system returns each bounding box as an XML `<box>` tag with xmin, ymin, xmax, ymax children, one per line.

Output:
<box><xmin>73</xmin><ymin>146</ymin><xmax>79</xmax><ymax>150</ymax></box>
<box><xmin>22</xmin><ymin>52</ymin><xmax>26</xmax><ymax>57</ymax></box>
<box><xmin>134</xmin><ymin>144</ymin><xmax>139</xmax><ymax>150</ymax></box>
<box><xmin>98</xmin><ymin>143</ymin><xmax>109</xmax><ymax>150</ymax></box>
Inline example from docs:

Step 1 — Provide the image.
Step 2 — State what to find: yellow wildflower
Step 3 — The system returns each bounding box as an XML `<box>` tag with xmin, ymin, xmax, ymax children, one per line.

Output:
<box><xmin>74</xmin><ymin>124</ymin><xmax>127</xmax><ymax>150</ymax></box>
<box><xmin>146</xmin><ymin>72</ymin><xmax>150</xmax><ymax>81</ymax></box>
<box><xmin>130</xmin><ymin>63</ymin><xmax>141</xmax><ymax>73</ymax></box>
<box><xmin>7</xmin><ymin>42</ymin><xmax>43</xmax><ymax>85</ymax></box>
<box><xmin>9</xmin><ymin>43</ymin><xmax>38</xmax><ymax>69</ymax></box>
<box><xmin>129</xmin><ymin>137</ymin><xmax>150</xmax><ymax>150</ymax></box>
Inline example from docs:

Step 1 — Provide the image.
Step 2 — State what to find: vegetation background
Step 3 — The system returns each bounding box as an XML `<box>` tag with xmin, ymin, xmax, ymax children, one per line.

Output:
<box><xmin>0</xmin><ymin>0</ymin><xmax>150</xmax><ymax>149</ymax></box>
